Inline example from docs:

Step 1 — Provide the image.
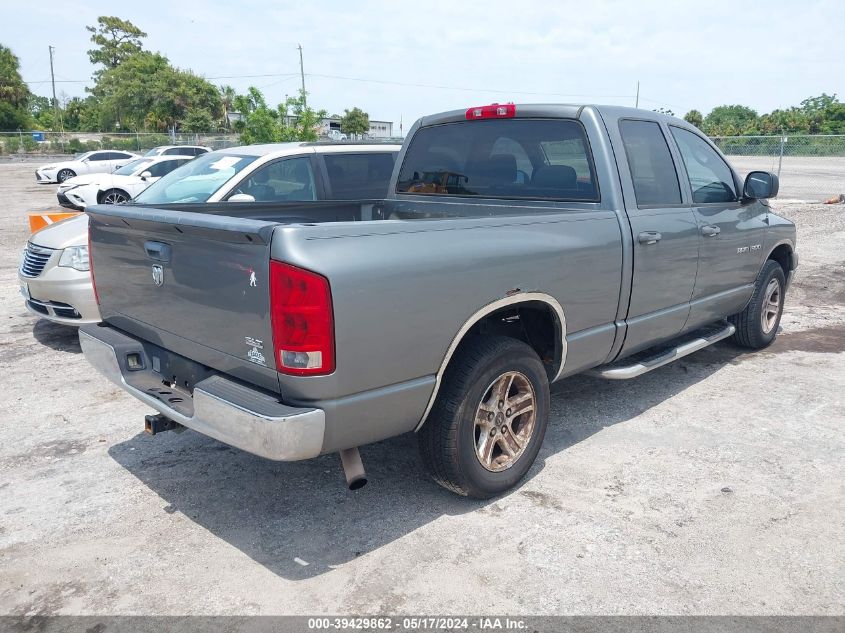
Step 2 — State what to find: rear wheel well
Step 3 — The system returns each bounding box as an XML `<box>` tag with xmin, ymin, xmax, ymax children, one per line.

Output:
<box><xmin>453</xmin><ymin>301</ymin><xmax>561</xmax><ymax>380</ymax></box>
<box><xmin>768</xmin><ymin>244</ymin><xmax>793</xmax><ymax>278</ymax></box>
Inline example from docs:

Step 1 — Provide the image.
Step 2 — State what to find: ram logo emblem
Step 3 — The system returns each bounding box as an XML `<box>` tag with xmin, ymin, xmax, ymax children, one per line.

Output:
<box><xmin>151</xmin><ymin>265</ymin><xmax>164</xmax><ymax>286</ymax></box>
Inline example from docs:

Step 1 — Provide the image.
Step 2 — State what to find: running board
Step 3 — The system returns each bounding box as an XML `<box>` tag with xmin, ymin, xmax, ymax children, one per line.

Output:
<box><xmin>589</xmin><ymin>323</ymin><xmax>736</xmax><ymax>380</ymax></box>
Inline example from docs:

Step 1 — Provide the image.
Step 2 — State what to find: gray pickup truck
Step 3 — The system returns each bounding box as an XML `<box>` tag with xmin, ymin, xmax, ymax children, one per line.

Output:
<box><xmin>80</xmin><ymin>104</ymin><xmax>797</xmax><ymax>498</ymax></box>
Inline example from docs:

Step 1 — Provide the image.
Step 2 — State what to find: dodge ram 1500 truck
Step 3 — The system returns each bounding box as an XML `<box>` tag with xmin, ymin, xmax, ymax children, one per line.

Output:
<box><xmin>79</xmin><ymin>104</ymin><xmax>797</xmax><ymax>498</ymax></box>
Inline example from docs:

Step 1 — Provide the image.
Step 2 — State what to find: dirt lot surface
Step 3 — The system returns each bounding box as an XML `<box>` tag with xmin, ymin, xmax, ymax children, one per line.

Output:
<box><xmin>0</xmin><ymin>161</ymin><xmax>842</xmax><ymax>615</ymax></box>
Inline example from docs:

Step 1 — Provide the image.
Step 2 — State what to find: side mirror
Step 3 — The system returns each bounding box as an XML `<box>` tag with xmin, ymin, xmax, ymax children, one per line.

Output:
<box><xmin>228</xmin><ymin>193</ymin><xmax>256</xmax><ymax>203</ymax></box>
<box><xmin>140</xmin><ymin>171</ymin><xmax>152</xmax><ymax>181</ymax></box>
<box><xmin>743</xmin><ymin>171</ymin><xmax>779</xmax><ymax>200</ymax></box>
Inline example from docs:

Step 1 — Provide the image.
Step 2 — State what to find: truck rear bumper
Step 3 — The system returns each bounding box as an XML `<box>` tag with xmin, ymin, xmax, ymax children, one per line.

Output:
<box><xmin>79</xmin><ymin>325</ymin><xmax>325</xmax><ymax>461</ymax></box>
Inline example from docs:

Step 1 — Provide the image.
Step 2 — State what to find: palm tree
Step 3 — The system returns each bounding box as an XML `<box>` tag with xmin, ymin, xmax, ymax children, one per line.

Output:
<box><xmin>219</xmin><ymin>84</ymin><xmax>236</xmax><ymax>130</ymax></box>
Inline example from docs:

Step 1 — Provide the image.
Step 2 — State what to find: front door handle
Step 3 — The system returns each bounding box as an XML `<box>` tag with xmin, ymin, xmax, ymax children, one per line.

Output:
<box><xmin>701</xmin><ymin>225</ymin><xmax>721</xmax><ymax>237</ymax></box>
<box><xmin>637</xmin><ymin>231</ymin><xmax>662</xmax><ymax>245</ymax></box>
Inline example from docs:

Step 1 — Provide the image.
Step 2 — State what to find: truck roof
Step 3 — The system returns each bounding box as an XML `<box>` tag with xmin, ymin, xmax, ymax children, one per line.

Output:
<box><xmin>417</xmin><ymin>103</ymin><xmax>688</xmax><ymax>128</ymax></box>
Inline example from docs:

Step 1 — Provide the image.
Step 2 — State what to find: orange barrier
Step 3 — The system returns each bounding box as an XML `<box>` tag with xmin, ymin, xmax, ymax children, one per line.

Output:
<box><xmin>29</xmin><ymin>211</ymin><xmax>82</xmax><ymax>234</ymax></box>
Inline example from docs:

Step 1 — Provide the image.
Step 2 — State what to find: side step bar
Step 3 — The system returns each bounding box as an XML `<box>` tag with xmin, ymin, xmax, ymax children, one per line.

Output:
<box><xmin>589</xmin><ymin>323</ymin><xmax>736</xmax><ymax>380</ymax></box>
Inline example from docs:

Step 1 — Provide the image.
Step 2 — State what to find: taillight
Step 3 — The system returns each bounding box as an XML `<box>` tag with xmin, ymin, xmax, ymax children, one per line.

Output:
<box><xmin>465</xmin><ymin>103</ymin><xmax>516</xmax><ymax>120</ymax></box>
<box><xmin>88</xmin><ymin>226</ymin><xmax>100</xmax><ymax>305</ymax></box>
<box><xmin>269</xmin><ymin>261</ymin><xmax>335</xmax><ymax>376</ymax></box>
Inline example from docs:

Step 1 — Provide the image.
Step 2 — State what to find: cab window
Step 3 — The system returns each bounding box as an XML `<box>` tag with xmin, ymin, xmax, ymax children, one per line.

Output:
<box><xmin>670</xmin><ymin>127</ymin><xmax>737</xmax><ymax>203</ymax></box>
<box><xmin>396</xmin><ymin>119</ymin><xmax>599</xmax><ymax>202</ymax></box>
<box><xmin>618</xmin><ymin>120</ymin><xmax>682</xmax><ymax>206</ymax></box>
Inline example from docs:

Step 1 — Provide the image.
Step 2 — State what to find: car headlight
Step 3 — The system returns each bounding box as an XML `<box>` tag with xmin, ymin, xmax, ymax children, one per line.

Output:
<box><xmin>43</xmin><ymin>165</ymin><xmax>57</xmax><ymax>171</ymax></box>
<box><xmin>58</xmin><ymin>245</ymin><xmax>89</xmax><ymax>271</ymax></box>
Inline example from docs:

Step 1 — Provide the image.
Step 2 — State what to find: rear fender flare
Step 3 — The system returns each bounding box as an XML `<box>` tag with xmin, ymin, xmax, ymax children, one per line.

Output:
<box><xmin>414</xmin><ymin>292</ymin><xmax>567</xmax><ymax>432</ymax></box>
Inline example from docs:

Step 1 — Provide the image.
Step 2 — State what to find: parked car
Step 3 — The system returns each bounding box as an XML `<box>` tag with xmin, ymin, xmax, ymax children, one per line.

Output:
<box><xmin>35</xmin><ymin>150</ymin><xmax>139</xmax><ymax>184</ymax></box>
<box><xmin>133</xmin><ymin>141</ymin><xmax>400</xmax><ymax>204</ymax></box>
<box><xmin>143</xmin><ymin>145</ymin><xmax>211</xmax><ymax>157</ymax></box>
<box><xmin>57</xmin><ymin>155</ymin><xmax>195</xmax><ymax>210</ymax></box>
<box><xmin>20</xmin><ymin>143</ymin><xmax>399</xmax><ymax>327</ymax></box>
<box><xmin>79</xmin><ymin>105</ymin><xmax>796</xmax><ymax>497</ymax></box>
<box><xmin>18</xmin><ymin>217</ymin><xmax>99</xmax><ymax>325</ymax></box>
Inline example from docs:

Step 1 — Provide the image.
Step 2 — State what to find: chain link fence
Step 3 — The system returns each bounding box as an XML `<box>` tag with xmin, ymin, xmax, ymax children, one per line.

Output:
<box><xmin>0</xmin><ymin>131</ymin><xmax>241</xmax><ymax>158</ymax></box>
<box><xmin>712</xmin><ymin>135</ymin><xmax>845</xmax><ymax>201</ymax></box>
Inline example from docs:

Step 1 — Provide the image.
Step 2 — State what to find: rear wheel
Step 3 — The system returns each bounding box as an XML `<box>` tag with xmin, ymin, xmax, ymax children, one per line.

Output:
<box><xmin>57</xmin><ymin>168</ymin><xmax>76</xmax><ymax>183</ymax></box>
<box><xmin>99</xmin><ymin>189</ymin><xmax>130</xmax><ymax>205</ymax></box>
<box><xmin>729</xmin><ymin>259</ymin><xmax>786</xmax><ymax>349</ymax></box>
<box><xmin>418</xmin><ymin>336</ymin><xmax>550</xmax><ymax>498</ymax></box>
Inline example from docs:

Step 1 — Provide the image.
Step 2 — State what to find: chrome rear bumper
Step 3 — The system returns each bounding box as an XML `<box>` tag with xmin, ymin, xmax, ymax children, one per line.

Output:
<box><xmin>79</xmin><ymin>325</ymin><xmax>325</xmax><ymax>461</ymax></box>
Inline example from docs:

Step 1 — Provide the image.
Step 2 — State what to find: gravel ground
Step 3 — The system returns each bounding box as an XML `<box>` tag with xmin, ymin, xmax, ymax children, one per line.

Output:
<box><xmin>0</xmin><ymin>161</ymin><xmax>842</xmax><ymax>616</ymax></box>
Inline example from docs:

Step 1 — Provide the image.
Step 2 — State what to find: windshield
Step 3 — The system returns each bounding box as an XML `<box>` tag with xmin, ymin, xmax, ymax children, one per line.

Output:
<box><xmin>133</xmin><ymin>153</ymin><xmax>258</xmax><ymax>204</ymax></box>
<box><xmin>113</xmin><ymin>158</ymin><xmax>155</xmax><ymax>176</ymax></box>
<box><xmin>144</xmin><ymin>147</ymin><xmax>164</xmax><ymax>156</ymax></box>
<box><xmin>74</xmin><ymin>151</ymin><xmax>93</xmax><ymax>161</ymax></box>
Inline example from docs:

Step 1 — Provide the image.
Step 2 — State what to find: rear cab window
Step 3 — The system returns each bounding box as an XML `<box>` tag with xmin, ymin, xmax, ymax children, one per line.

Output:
<box><xmin>396</xmin><ymin>119</ymin><xmax>599</xmax><ymax>202</ymax></box>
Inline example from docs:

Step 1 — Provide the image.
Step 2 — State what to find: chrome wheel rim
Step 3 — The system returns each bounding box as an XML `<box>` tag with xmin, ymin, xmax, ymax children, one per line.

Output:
<box><xmin>761</xmin><ymin>278</ymin><xmax>781</xmax><ymax>334</ymax></box>
<box><xmin>58</xmin><ymin>170</ymin><xmax>72</xmax><ymax>182</ymax></box>
<box><xmin>103</xmin><ymin>192</ymin><xmax>127</xmax><ymax>204</ymax></box>
<box><xmin>473</xmin><ymin>371</ymin><xmax>536</xmax><ymax>472</ymax></box>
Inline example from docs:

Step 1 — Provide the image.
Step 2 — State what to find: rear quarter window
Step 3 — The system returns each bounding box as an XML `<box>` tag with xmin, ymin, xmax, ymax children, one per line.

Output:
<box><xmin>324</xmin><ymin>153</ymin><xmax>396</xmax><ymax>199</ymax></box>
<box><xmin>396</xmin><ymin>119</ymin><xmax>599</xmax><ymax>202</ymax></box>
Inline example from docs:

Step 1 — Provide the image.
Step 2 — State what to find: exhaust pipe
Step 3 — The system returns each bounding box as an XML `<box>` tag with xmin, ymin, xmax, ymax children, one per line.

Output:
<box><xmin>339</xmin><ymin>447</ymin><xmax>367</xmax><ymax>490</ymax></box>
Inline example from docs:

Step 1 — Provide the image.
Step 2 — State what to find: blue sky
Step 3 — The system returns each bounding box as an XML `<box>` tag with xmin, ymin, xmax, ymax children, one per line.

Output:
<box><xmin>7</xmin><ymin>0</ymin><xmax>844</xmax><ymax>133</ymax></box>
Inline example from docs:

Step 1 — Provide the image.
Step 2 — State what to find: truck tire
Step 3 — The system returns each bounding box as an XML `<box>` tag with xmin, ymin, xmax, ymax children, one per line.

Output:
<box><xmin>729</xmin><ymin>259</ymin><xmax>786</xmax><ymax>349</ymax></box>
<box><xmin>418</xmin><ymin>335</ymin><xmax>550</xmax><ymax>498</ymax></box>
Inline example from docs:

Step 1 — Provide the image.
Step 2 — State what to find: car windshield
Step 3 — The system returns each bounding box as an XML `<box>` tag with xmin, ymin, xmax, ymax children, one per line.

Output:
<box><xmin>113</xmin><ymin>158</ymin><xmax>155</xmax><ymax>176</ymax></box>
<box><xmin>144</xmin><ymin>147</ymin><xmax>164</xmax><ymax>157</ymax></box>
<box><xmin>133</xmin><ymin>153</ymin><xmax>258</xmax><ymax>204</ymax></box>
<box><xmin>74</xmin><ymin>151</ymin><xmax>93</xmax><ymax>161</ymax></box>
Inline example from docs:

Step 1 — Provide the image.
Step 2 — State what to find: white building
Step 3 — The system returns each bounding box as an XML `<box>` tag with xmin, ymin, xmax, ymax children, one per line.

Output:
<box><xmin>283</xmin><ymin>115</ymin><xmax>394</xmax><ymax>139</ymax></box>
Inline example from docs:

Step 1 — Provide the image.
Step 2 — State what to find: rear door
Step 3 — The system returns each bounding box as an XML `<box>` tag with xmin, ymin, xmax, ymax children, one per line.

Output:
<box><xmin>613</xmin><ymin>119</ymin><xmax>700</xmax><ymax>355</ymax></box>
<box><xmin>668</xmin><ymin>126</ymin><xmax>767</xmax><ymax>326</ymax></box>
<box><xmin>88</xmin><ymin>206</ymin><xmax>281</xmax><ymax>393</ymax></box>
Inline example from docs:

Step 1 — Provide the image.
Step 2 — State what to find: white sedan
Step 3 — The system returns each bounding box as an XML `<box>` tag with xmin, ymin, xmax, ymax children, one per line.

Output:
<box><xmin>35</xmin><ymin>150</ymin><xmax>139</xmax><ymax>184</ymax></box>
<box><xmin>57</xmin><ymin>155</ymin><xmax>195</xmax><ymax>209</ymax></box>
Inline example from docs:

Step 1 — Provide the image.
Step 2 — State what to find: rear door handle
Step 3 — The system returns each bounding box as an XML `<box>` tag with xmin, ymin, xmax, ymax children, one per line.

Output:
<box><xmin>637</xmin><ymin>231</ymin><xmax>662</xmax><ymax>245</ymax></box>
<box><xmin>701</xmin><ymin>225</ymin><xmax>721</xmax><ymax>237</ymax></box>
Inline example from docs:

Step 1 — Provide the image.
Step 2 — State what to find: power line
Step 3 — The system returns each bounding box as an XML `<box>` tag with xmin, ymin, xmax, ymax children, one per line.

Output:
<box><xmin>305</xmin><ymin>72</ymin><xmax>635</xmax><ymax>100</ymax></box>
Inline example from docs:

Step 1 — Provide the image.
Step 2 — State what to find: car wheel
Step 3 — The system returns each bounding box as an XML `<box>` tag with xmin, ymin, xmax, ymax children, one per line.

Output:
<box><xmin>99</xmin><ymin>189</ymin><xmax>130</xmax><ymax>205</ymax></box>
<box><xmin>418</xmin><ymin>335</ymin><xmax>550</xmax><ymax>498</ymax></box>
<box><xmin>57</xmin><ymin>169</ymin><xmax>76</xmax><ymax>183</ymax></box>
<box><xmin>729</xmin><ymin>259</ymin><xmax>786</xmax><ymax>349</ymax></box>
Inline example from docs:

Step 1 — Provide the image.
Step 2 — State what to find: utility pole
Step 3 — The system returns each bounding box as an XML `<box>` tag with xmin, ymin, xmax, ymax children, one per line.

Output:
<box><xmin>298</xmin><ymin>44</ymin><xmax>306</xmax><ymax>106</ymax></box>
<box><xmin>635</xmin><ymin>81</ymin><xmax>640</xmax><ymax>108</ymax></box>
<box><xmin>48</xmin><ymin>46</ymin><xmax>60</xmax><ymax>128</ymax></box>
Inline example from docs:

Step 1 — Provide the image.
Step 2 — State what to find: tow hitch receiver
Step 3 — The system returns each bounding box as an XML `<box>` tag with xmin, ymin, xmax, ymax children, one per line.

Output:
<box><xmin>144</xmin><ymin>413</ymin><xmax>186</xmax><ymax>435</ymax></box>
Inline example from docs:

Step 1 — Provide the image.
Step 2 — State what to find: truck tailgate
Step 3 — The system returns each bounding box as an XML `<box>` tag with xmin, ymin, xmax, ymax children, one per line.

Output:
<box><xmin>88</xmin><ymin>206</ymin><xmax>281</xmax><ymax>388</ymax></box>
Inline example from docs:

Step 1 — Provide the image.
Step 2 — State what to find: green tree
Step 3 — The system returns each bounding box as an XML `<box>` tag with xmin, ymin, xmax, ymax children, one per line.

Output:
<box><xmin>702</xmin><ymin>105</ymin><xmax>759</xmax><ymax>135</ymax></box>
<box><xmin>87</xmin><ymin>17</ymin><xmax>147</xmax><ymax>73</ymax></box>
<box><xmin>683</xmin><ymin>109</ymin><xmax>704</xmax><ymax>128</ymax></box>
<box><xmin>340</xmin><ymin>106</ymin><xmax>369</xmax><ymax>137</ymax></box>
<box><xmin>91</xmin><ymin>51</ymin><xmax>222</xmax><ymax>132</ymax></box>
<box><xmin>0</xmin><ymin>44</ymin><xmax>31</xmax><ymax>131</ymax></box>
<box><xmin>219</xmin><ymin>84</ymin><xmax>236</xmax><ymax>129</ymax></box>
<box><xmin>29</xmin><ymin>94</ymin><xmax>55</xmax><ymax>129</ymax></box>
<box><xmin>234</xmin><ymin>87</ymin><xmax>279</xmax><ymax>144</ymax></box>
<box><xmin>278</xmin><ymin>90</ymin><xmax>327</xmax><ymax>142</ymax></box>
<box><xmin>180</xmin><ymin>107</ymin><xmax>215</xmax><ymax>132</ymax></box>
